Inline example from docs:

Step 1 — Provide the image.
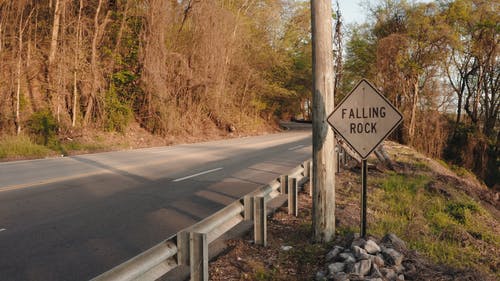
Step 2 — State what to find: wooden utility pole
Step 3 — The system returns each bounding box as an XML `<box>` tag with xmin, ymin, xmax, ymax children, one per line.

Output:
<box><xmin>311</xmin><ymin>0</ymin><xmax>336</xmax><ymax>242</ymax></box>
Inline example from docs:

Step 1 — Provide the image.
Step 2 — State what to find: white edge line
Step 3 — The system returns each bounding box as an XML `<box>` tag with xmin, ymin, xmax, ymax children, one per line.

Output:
<box><xmin>173</xmin><ymin>167</ymin><xmax>224</xmax><ymax>182</ymax></box>
<box><xmin>288</xmin><ymin>145</ymin><xmax>305</xmax><ymax>151</ymax></box>
<box><xmin>0</xmin><ymin>228</ymin><xmax>6</xmax><ymax>232</ymax></box>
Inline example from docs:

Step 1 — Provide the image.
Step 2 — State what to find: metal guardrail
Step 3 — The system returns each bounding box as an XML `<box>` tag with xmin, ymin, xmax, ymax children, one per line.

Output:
<box><xmin>91</xmin><ymin>160</ymin><xmax>312</xmax><ymax>281</ymax></box>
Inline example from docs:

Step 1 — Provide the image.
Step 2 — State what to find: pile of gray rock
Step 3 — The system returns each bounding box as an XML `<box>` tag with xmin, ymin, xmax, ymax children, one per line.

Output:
<box><xmin>317</xmin><ymin>233</ymin><xmax>408</xmax><ymax>281</ymax></box>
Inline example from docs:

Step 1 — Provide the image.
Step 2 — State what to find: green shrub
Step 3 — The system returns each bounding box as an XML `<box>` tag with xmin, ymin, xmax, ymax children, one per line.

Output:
<box><xmin>105</xmin><ymin>84</ymin><xmax>133</xmax><ymax>132</ymax></box>
<box><xmin>27</xmin><ymin>109</ymin><xmax>59</xmax><ymax>146</ymax></box>
<box><xmin>379</xmin><ymin>172</ymin><xmax>430</xmax><ymax>194</ymax></box>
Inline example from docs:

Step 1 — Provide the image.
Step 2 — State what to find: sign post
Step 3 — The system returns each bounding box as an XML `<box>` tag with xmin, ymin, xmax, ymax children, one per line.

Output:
<box><xmin>327</xmin><ymin>79</ymin><xmax>402</xmax><ymax>237</ymax></box>
<box><xmin>361</xmin><ymin>159</ymin><xmax>367</xmax><ymax>237</ymax></box>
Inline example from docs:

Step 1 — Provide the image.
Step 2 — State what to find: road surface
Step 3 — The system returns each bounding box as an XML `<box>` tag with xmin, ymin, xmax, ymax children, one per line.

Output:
<box><xmin>0</xmin><ymin>128</ymin><xmax>311</xmax><ymax>281</ymax></box>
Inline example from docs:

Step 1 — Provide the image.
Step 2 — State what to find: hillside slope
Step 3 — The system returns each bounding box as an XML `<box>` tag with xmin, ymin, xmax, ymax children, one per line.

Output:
<box><xmin>209</xmin><ymin>141</ymin><xmax>499</xmax><ymax>280</ymax></box>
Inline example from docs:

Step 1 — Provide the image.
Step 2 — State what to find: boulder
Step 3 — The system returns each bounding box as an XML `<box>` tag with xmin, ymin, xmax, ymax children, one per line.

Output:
<box><xmin>330</xmin><ymin>272</ymin><xmax>350</xmax><ymax>281</ymax></box>
<box><xmin>381</xmin><ymin>233</ymin><xmax>407</xmax><ymax>252</ymax></box>
<box><xmin>350</xmin><ymin>238</ymin><xmax>366</xmax><ymax>249</ymax></box>
<box><xmin>381</xmin><ymin>268</ymin><xmax>398</xmax><ymax>281</ymax></box>
<box><xmin>315</xmin><ymin>270</ymin><xmax>327</xmax><ymax>281</ymax></box>
<box><xmin>370</xmin><ymin>263</ymin><xmax>383</xmax><ymax>278</ymax></box>
<box><xmin>352</xmin><ymin>259</ymin><xmax>372</xmax><ymax>277</ymax></box>
<box><xmin>326</xmin><ymin>246</ymin><xmax>345</xmax><ymax>262</ymax></box>
<box><xmin>352</xmin><ymin>245</ymin><xmax>370</xmax><ymax>260</ymax></box>
<box><xmin>339</xmin><ymin>252</ymin><xmax>356</xmax><ymax>264</ymax></box>
<box><xmin>370</xmin><ymin>254</ymin><xmax>385</xmax><ymax>267</ymax></box>
<box><xmin>394</xmin><ymin>263</ymin><xmax>405</xmax><ymax>274</ymax></box>
<box><xmin>381</xmin><ymin>247</ymin><xmax>404</xmax><ymax>266</ymax></box>
<box><xmin>328</xmin><ymin>262</ymin><xmax>346</xmax><ymax>275</ymax></box>
<box><xmin>364</xmin><ymin>239</ymin><xmax>381</xmax><ymax>254</ymax></box>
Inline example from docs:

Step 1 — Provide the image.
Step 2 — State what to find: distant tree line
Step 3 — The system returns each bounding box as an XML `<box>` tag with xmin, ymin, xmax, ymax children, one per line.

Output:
<box><xmin>0</xmin><ymin>0</ymin><xmax>312</xmax><ymax>137</ymax></box>
<box><xmin>342</xmin><ymin>0</ymin><xmax>498</xmax><ymax>187</ymax></box>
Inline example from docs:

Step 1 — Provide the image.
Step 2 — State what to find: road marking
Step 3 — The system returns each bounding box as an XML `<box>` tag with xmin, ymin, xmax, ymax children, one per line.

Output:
<box><xmin>0</xmin><ymin>228</ymin><xmax>6</xmax><ymax>232</ymax></box>
<box><xmin>0</xmin><ymin>157</ymin><xmax>183</xmax><ymax>193</ymax></box>
<box><xmin>288</xmin><ymin>145</ymin><xmax>305</xmax><ymax>151</ymax></box>
<box><xmin>173</xmin><ymin>167</ymin><xmax>223</xmax><ymax>182</ymax></box>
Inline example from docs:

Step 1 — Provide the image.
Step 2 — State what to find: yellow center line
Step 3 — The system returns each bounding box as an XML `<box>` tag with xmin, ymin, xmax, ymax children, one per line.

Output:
<box><xmin>0</xmin><ymin>157</ymin><xmax>177</xmax><ymax>193</ymax></box>
<box><xmin>0</xmin><ymin>170</ymin><xmax>114</xmax><ymax>193</ymax></box>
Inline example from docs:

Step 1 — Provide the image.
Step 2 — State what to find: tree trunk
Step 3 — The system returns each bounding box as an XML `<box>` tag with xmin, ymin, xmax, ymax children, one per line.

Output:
<box><xmin>455</xmin><ymin>83</ymin><xmax>464</xmax><ymax>125</ymax></box>
<box><xmin>72</xmin><ymin>0</ymin><xmax>83</xmax><ymax>127</ymax></box>
<box><xmin>408</xmin><ymin>78</ymin><xmax>419</xmax><ymax>144</ymax></box>
<box><xmin>84</xmin><ymin>0</ymin><xmax>110</xmax><ymax>125</ymax></box>
<box><xmin>14</xmin><ymin>8</ymin><xmax>33</xmax><ymax>135</ymax></box>
<box><xmin>46</xmin><ymin>0</ymin><xmax>64</xmax><ymax>124</ymax></box>
<box><xmin>473</xmin><ymin>64</ymin><xmax>483</xmax><ymax>123</ymax></box>
<box><xmin>16</xmin><ymin>15</ymin><xmax>23</xmax><ymax>135</ymax></box>
<box><xmin>113</xmin><ymin>1</ymin><xmax>130</xmax><ymax>56</ymax></box>
<box><xmin>48</xmin><ymin>0</ymin><xmax>62</xmax><ymax>66</ymax></box>
<box><xmin>0</xmin><ymin>22</ymin><xmax>3</xmax><ymax>53</ymax></box>
<box><xmin>311</xmin><ymin>0</ymin><xmax>336</xmax><ymax>243</ymax></box>
<box><xmin>26</xmin><ymin>17</ymin><xmax>38</xmax><ymax>113</ymax></box>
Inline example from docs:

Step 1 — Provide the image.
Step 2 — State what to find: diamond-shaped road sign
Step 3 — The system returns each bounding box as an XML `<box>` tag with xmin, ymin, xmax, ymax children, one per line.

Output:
<box><xmin>328</xmin><ymin>79</ymin><xmax>403</xmax><ymax>159</ymax></box>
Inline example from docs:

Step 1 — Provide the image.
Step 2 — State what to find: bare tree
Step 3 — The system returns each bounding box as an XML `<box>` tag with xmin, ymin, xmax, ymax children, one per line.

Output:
<box><xmin>15</xmin><ymin>6</ymin><xmax>34</xmax><ymax>135</ymax></box>
<box><xmin>72</xmin><ymin>0</ymin><xmax>83</xmax><ymax>127</ymax></box>
<box><xmin>84</xmin><ymin>0</ymin><xmax>111</xmax><ymax>125</ymax></box>
<box><xmin>48</xmin><ymin>0</ymin><xmax>62</xmax><ymax>66</ymax></box>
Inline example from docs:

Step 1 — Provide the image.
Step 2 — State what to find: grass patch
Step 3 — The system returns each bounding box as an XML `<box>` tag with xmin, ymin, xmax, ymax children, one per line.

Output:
<box><xmin>449</xmin><ymin>164</ymin><xmax>472</xmax><ymax>177</ymax></box>
<box><xmin>377</xmin><ymin>172</ymin><xmax>430</xmax><ymax>194</ymax></box>
<box><xmin>436</xmin><ymin>159</ymin><xmax>450</xmax><ymax>169</ymax></box>
<box><xmin>370</xmin><ymin>172</ymin><xmax>499</xmax><ymax>277</ymax></box>
<box><xmin>58</xmin><ymin>141</ymin><xmax>109</xmax><ymax>155</ymax></box>
<box><xmin>0</xmin><ymin>135</ymin><xmax>52</xmax><ymax>159</ymax></box>
<box><xmin>445</xmin><ymin>201</ymin><xmax>479</xmax><ymax>224</ymax></box>
<box><xmin>251</xmin><ymin>263</ymin><xmax>278</xmax><ymax>281</ymax></box>
<box><xmin>436</xmin><ymin>159</ymin><xmax>475</xmax><ymax>178</ymax></box>
<box><xmin>414</xmin><ymin>160</ymin><xmax>430</xmax><ymax>171</ymax></box>
<box><xmin>0</xmin><ymin>135</ymin><xmax>111</xmax><ymax>160</ymax></box>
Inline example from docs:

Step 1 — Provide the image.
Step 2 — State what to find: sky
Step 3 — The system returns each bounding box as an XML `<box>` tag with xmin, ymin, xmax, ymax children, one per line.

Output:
<box><xmin>337</xmin><ymin>0</ymin><xmax>370</xmax><ymax>25</ymax></box>
<box><xmin>337</xmin><ymin>0</ymin><xmax>435</xmax><ymax>25</ymax></box>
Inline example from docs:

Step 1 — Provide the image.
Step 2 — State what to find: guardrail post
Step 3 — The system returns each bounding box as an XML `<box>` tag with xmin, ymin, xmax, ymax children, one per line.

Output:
<box><xmin>304</xmin><ymin>161</ymin><xmax>310</xmax><ymax>178</ymax></box>
<box><xmin>177</xmin><ymin>231</ymin><xmax>190</xmax><ymax>266</ymax></box>
<box><xmin>244</xmin><ymin>195</ymin><xmax>254</xmax><ymax>220</ymax></box>
<box><xmin>280</xmin><ymin>175</ymin><xmax>288</xmax><ymax>194</ymax></box>
<box><xmin>253</xmin><ymin>196</ymin><xmax>267</xmax><ymax>246</ymax></box>
<box><xmin>288</xmin><ymin>177</ymin><xmax>298</xmax><ymax>216</ymax></box>
<box><xmin>190</xmin><ymin>232</ymin><xmax>208</xmax><ymax>281</ymax></box>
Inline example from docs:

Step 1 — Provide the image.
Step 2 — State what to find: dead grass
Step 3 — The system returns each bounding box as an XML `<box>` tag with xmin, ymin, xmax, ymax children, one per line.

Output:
<box><xmin>210</xmin><ymin>194</ymin><xmax>331</xmax><ymax>281</ymax></box>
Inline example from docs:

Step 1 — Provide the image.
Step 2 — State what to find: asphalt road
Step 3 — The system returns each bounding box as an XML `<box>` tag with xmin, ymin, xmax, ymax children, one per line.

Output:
<box><xmin>0</xmin><ymin>128</ymin><xmax>311</xmax><ymax>281</ymax></box>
